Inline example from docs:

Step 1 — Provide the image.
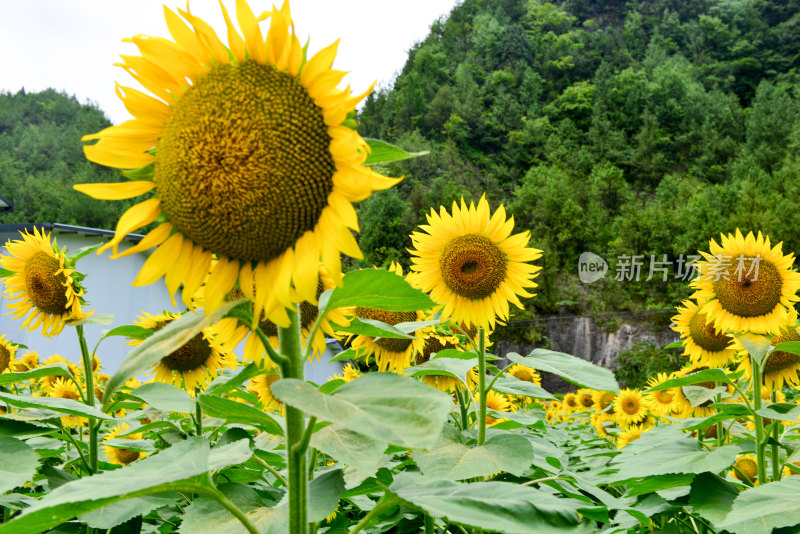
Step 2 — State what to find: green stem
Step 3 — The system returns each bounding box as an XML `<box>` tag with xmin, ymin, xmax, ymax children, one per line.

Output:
<box><xmin>59</xmin><ymin>421</ymin><xmax>92</xmax><ymax>474</ymax></box>
<box><xmin>200</xmin><ymin>484</ymin><xmax>260</xmax><ymax>534</ymax></box>
<box><xmin>278</xmin><ymin>305</ymin><xmax>309</xmax><ymax>534</ymax></box>
<box><xmin>455</xmin><ymin>386</ymin><xmax>469</xmax><ymax>431</ymax></box>
<box><xmin>308</xmin><ymin>448</ymin><xmax>319</xmax><ymax>480</ymax></box>
<box><xmin>715</xmin><ymin>387</ymin><xmax>723</xmax><ymax>448</ymax></box>
<box><xmin>477</xmin><ymin>327</ymin><xmax>487</xmax><ymax>446</ymax></box>
<box><xmin>254</xmin><ymin>326</ymin><xmax>289</xmax><ymax>366</ymax></box>
<box><xmin>425</xmin><ymin>514</ymin><xmax>434</xmax><ymax>534</ymax></box>
<box><xmin>252</xmin><ymin>454</ymin><xmax>288</xmax><ymax>487</ymax></box>
<box><xmin>751</xmin><ymin>356</ymin><xmax>767</xmax><ymax>484</ymax></box>
<box><xmin>195</xmin><ymin>388</ymin><xmax>203</xmax><ymax>436</ymax></box>
<box><xmin>75</xmin><ymin>325</ymin><xmax>98</xmax><ymax>475</ymax></box>
<box><xmin>771</xmin><ymin>389</ymin><xmax>780</xmax><ymax>481</ymax></box>
<box><xmin>347</xmin><ymin>494</ymin><xmax>398</xmax><ymax>534</ymax></box>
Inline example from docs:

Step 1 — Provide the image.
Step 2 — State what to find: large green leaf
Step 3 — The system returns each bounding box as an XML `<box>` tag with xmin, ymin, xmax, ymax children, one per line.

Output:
<box><xmin>307</xmin><ymin>469</ymin><xmax>345</xmax><ymax>522</ymax></box>
<box><xmin>363</xmin><ymin>138</ymin><xmax>429</xmax><ymax>165</ymax></box>
<box><xmin>756</xmin><ymin>403</ymin><xmax>800</xmax><ymax>422</ymax></box>
<box><xmin>0</xmin><ymin>437</ymin><xmax>246</xmax><ymax>534</ymax></box>
<box><xmin>508</xmin><ymin>350</ymin><xmax>619</xmax><ymax>392</ymax></box>
<box><xmin>405</xmin><ymin>356</ymin><xmax>478</xmax><ymax>389</ymax></box>
<box><xmin>0</xmin><ymin>363</ymin><xmax>73</xmax><ymax>386</ymax></box>
<box><xmin>0</xmin><ymin>391</ymin><xmax>111</xmax><ymax>420</ymax></box>
<box><xmin>688</xmin><ymin>473</ymin><xmax>739</xmax><ymax>529</ymax></box>
<box><xmin>310</xmin><ymin>424</ymin><xmax>385</xmax><ymax>478</ymax></box>
<box><xmin>130</xmin><ymin>382</ymin><xmax>195</xmax><ymax>413</ymax></box>
<box><xmin>607</xmin><ymin>426</ymin><xmax>739</xmax><ymax>482</ymax></box>
<box><xmin>178</xmin><ymin>484</ymin><xmax>287</xmax><ymax>534</ymax></box>
<box><xmin>198</xmin><ymin>395</ymin><xmax>283</xmax><ymax>436</ymax></box>
<box><xmin>491</xmin><ymin>375</ymin><xmax>555</xmax><ymax>400</ymax></box>
<box><xmin>319</xmin><ymin>269</ymin><xmax>434</xmax><ymax>313</ymax></box>
<box><xmin>414</xmin><ymin>434</ymin><xmax>533</xmax><ymax>480</ymax></box>
<box><xmin>389</xmin><ymin>473</ymin><xmax>587</xmax><ymax>533</ymax></box>
<box><xmin>0</xmin><ymin>437</ymin><xmax>39</xmax><ymax>493</ymax></box>
<box><xmin>645</xmin><ymin>368</ymin><xmax>731</xmax><ymax>391</ymax></box>
<box><xmin>333</xmin><ymin>317</ymin><xmax>416</xmax><ymax>339</ymax></box>
<box><xmin>79</xmin><ymin>494</ymin><xmax>179</xmax><ymax>529</ymax></box>
<box><xmin>102</xmin><ymin>300</ymin><xmax>244</xmax><ymax>407</ymax></box>
<box><xmin>271</xmin><ymin>373</ymin><xmax>451</xmax><ymax>449</ymax></box>
<box><xmin>205</xmin><ymin>363</ymin><xmax>265</xmax><ymax>397</ymax></box>
<box><xmin>718</xmin><ymin>475</ymin><xmax>800</xmax><ymax>534</ymax></box>
<box><xmin>733</xmin><ymin>333</ymin><xmax>773</xmax><ymax>367</ymax></box>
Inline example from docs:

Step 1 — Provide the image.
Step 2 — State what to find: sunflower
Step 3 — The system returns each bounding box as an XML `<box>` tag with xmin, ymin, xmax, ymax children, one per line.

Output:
<box><xmin>9</xmin><ymin>351</ymin><xmax>38</xmax><ymax>373</ymax></box>
<box><xmin>645</xmin><ymin>372</ymin><xmax>690</xmax><ymax>416</ymax></box>
<box><xmin>210</xmin><ymin>264</ymin><xmax>346</xmax><ymax>365</ymax></box>
<box><xmin>616</xmin><ymin>425</ymin><xmax>644</xmax><ymax>448</ymax></box>
<box><xmin>1</xmin><ymin>227</ymin><xmax>91</xmax><ymax>336</ymax></box>
<box><xmin>691</xmin><ymin>230</ymin><xmax>800</xmax><ymax>335</ymax></box>
<box><xmin>508</xmin><ymin>364</ymin><xmax>542</xmax><ymax>387</ymax></box>
<box><xmin>592</xmin><ymin>390</ymin><xmax>617</xmax><ymax>413</ymax></box>
<box><xmin>331</xmin><ymin>363</ymin><xmax>360</xmax><ymax>383</ymax></box>
<box><xmin>38</xmin><ymin>355</ymin><xmax>82</xmax><ymax>394</ymax></box>
<box><xmin>248</xmin><ymin>370</ymin><xmax>282</xmax><ymax>413</ymax></box>
<box><xmin>591</xmin><ymin>412</ymin><xmax>614</xmax><ymax>439</ymax></box>
<box><xmin>348</xmin><ymin>265</ymin><xmax>428</xmax><ymax>372</ymax></box>
<box><xmin>484</xmin><ymin>390</ymin><xmax>512</xmax><ymax>426</ymax></box>
<box><xmin>733</xmin><ymin>312</ymin><xmax>800</xmax><ymax>390</ymax></box>
<box><xmin>414</xmin><ymin>326</ymin><xmax>468</xmax><ymax>392</ymax></box>
<box><xmin>47</xmin><ymin>378</ymin><xmax>85</xmax><ymax>427</ymax></box>
<box><xmin>730</xmin><ymin>454</ymin><xmax>759</xmax><ymax>485</ymax></box>
<box><xmin>103</xmin><ymin>423</ymin><xmax>146</xmax><ymax>465</ymax></box>
<box><xmin>75</xmin><ymin>1</ymin><xmax>399</xmax><ymax>324</ymax></box>
<box><xmin>575</xmin><ymin>388</ymin><xmax>595</xmax><ymax>411</ymax></box>
<box><xmin>563</xmin><ymin>392</ymin><xmax>579</xmax><ymax>412</ymax></box>
<box><xmin>613</xmin><ymin>388</ymin><xmax>647</xmax><ymax>426</ymax></box>
<box><xmin>672</xmin><ymin>300</ymin><xmax>735</xmax><ymax>367</ymax></box>
<box><xmin>131</xmin><ymin>311</ymin><xmax>237</xmax><ymax>391</ymax></box>
<box><xmin>408</xmin><ymin>195</ymin><xmax>542</xmax><ymax>329</ymax></box>
<box><xmin>0</xmin><ymin>335</ymin><xmax>19</xmax><ymax>374</ymax></box>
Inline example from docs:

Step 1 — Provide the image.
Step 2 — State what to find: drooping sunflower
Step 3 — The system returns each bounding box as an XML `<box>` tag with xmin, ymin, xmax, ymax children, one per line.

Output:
<box><xmin>672</xmin><ymin>300</ymin><xmax>736</xmax><ymax>368</ymax></box>
<box><xmin>613</xmin><ymin>388</ymin><xmax>647</xmax><ymax>426</ymax></box>
<box><xmin>730</xmin><ymin>454</ymin><xmax>759</xmax><ymax>485</ymax></box>
<box><xmin>0</xmin><ymin>335</ymin><xmax>19</xmax><ymax>374</ymax></box>
<box><xmin>103</xmin><ymin>423</ymin><xmax>147</xmax><ymax>465</ymax></box>
<box><xmin>733</xmin><ymin>312</ymin><xmax>800</xmax><ymax>390</ymax></box>
<box><xmin>348</xmin><ymin>265</ymin><xmax>428</xmax><ymax>373</ymax></box>
<box><xmin>130</xmin><ymin>311</ymin><xmax>237</xmax><ymax>391</ymax></box>
<box><xmin>1</xmin><ymin>227</ymin><xmax>91</xmax><ymax>336</ymax></box>
<box><xmin>409</xmin><ymin>195</ymin><xmax>542</xmax><ymax>329</ymax></box>
<box><xmin>691</xmin><ymin>230</ymin><xmax>800</xmax><ymax>335</ymax></box>
<box><xmin>75</xmin><ymin>1</ymin><xmax>399</xmax><ymax>323</ymax></box>
<box><xmin>644</xmin><ymin>372</ymin><xmax>690</xmax><ymax>416</ymax></box>
<box><xmin>248</xmin><ymin>370</ymin><xmax>282</xmax><ymax>413</ymax></box>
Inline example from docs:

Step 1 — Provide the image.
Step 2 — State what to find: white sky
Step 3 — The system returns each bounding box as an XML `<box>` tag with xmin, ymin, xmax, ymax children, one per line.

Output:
<box><xmin>0</xmin><ymin>0</ymin><xmax>459</xmax><ymax>124</ymax></box>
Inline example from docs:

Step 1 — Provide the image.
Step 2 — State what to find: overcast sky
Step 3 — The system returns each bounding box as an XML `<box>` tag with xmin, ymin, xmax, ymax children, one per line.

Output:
<box><xmin>0</xmin><ymin>0</ymin><xmax>459</xmax><ymax>124</ymax></box>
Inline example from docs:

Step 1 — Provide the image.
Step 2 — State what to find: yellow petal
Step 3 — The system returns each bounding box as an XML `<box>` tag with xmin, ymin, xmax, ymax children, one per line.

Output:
<box><xmin>74</xmin><ymin>181</ymin><xmax>154</xmax><ymax>200</ymax></box>
<box><xmin>98</xmin><ymin>199</ymin><xmax>161</xmax><ymax>255</ymax></box>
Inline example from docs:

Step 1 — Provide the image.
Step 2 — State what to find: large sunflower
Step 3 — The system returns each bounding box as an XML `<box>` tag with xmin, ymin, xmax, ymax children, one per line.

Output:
<box><xmin>75</xmin><ymin>1</ymin><xmax>399</xmax><ymax>323</ymax></box>
<box><xmin>644</xmin><ymin>372</ymin><xmax>690</xmax><ymax>416</ymax></box>
<box><xmin>0</xmin><ymin>335</ymin><xmax>18</xmax><ymax>374</ymax></box>
<box><xmin>733</xmin><ymin>311</ymin><xmax>800</xmax><ymax>390</ymax></box>
<box><xmin>613</xmin><ymin>388</ymin><xmax>647</xmax><ymax>426</ymax></box>
<box><xmin>130</xmin><ymin>311</ymin><xmax>237</xmax><ymax>391</ymax></box>
<box><xmin>691</xmin><ymin>230</ymin><xmax>800</xmax><ymax>335</ymax></box>
<box><xmin>672</xmin><ymin>300</ymin><xmax>735</xmax><ymax>368</ymax></box>
<box><xmin>1</xmin><ymin>228</ymin><xmax>91</xmax><ymax>336</ymax></box>
<box><xmin>409</xmin><ymin>195</ymin><xmax>542</xmax><ymax>329</ymax></box>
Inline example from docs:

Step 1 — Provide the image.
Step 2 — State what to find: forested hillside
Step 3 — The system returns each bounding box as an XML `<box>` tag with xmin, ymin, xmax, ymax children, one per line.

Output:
<box><xmin>357</xmin><ymin>0</ymin><xmax>800</xmax><ymax>316</ymax></box>
<box><xmin>0</xmin><ymin>89</ymin><xmax>131</xmax><ymax>229</ymax></box>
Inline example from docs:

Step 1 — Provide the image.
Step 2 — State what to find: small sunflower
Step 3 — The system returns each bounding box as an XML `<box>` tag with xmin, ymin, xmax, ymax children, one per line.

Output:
<box><xmin>75</xmin><ymin>1</ymin><xmax>399</xmax><ymax>323</ymax></box>
<box><xmin>613</xmin><ymin>388</ymin><xmax>647</xmax><ymax>426</ymax></box>
<box><xmin>508</xmin><ymin>364</ymin><xmax>542</xmax><ymax>386</ymax></box>
<box><xmin>0</xmin><ymin>335</ymin><xmax>19</xmax><ymax>374</ymax></box>
<box><xmin>331</xmin><ymin>363</ymin><xmax>360</xmax><ymax>383</ymax></box>
<box><xmin>563</xmin><ymin>392</ymin><xmax>579</xmax><ymax>412</ymax></box>
<box><xmin>131</xmin><ymin>311</ymin><xmax>237</xmax><ymax>391</ymax></box>
<box><xmin>591</xmin><ymin>412</ymin><xmax>614</xmax><ymax>438</ymax></box>
<box><xmin>691</xmin><ymin>230</ymin><xmax>800</xmax><ymax>335</ymax></box>
<box><xmin>575</xmin><ymin>388</ymin><xmax>595</xmax><ymax>410</ymax></box>
<box><xmin>9</xmin><ymin>351</ymin><xmax>38</xmax><ymax>373</ymax></box>
<box><xmin>616</xmin><ymin>425</ymin><xmax>644</xmax><ymax>448</ymax></box>
<box><xmin>672</xmin><ymin>300</ymin><xmax>735</xmax><ymax>367</ymax></box>
<box><xmin>38</xmin><ymin>355</ymin><xmax>82</xmax><ymax>394</ymax></box>
<box><xmin>103</xmin><ymin>423</ymin><xmax>146</xmax><ymax>465</ymax></box>
<box><xmin>1</xmin><ymin>227</ymin><xmax>91</xmax><ymax>336</ymax></box>
<box><xmin>645</xmin><ymin>372</ymin><xmax>690</xmax><ymax>416</ymax></box>
<box><xmin>733</xmin><ymin>312</ymin><xmax>800</xmax><ymax>390</ymax></box>
<box><xmin>47</xmin><ymin>378</ymin><xmax>85</xmax><ymax>428</ymax></box>
<box><xmin>730</xmin><ymin>454</ymin><xmax>759</xmax><ymax>485</ymax></box>
<box><xmin>414</xmin><ymin>325</ymin><xmax>467</xmax><ymax>392</ymax></box>
<box><xmin>409</xmin><ymin>195</ymin><xmax>542</xmax><ymax>329</ymax></box>
<box><xmin>484</xmin><ymin>390</ymin><xmax>512</xmax><ymax>426</ymax></box>
<box><xmin>592</xmin><ymin>390</ymin><xmax>617</xmax><ymax>413</ymax></box>
<box><xmin>248</xmin><ymin>370</ymin><xmax>282</xmax><ymax>413</ymax></box>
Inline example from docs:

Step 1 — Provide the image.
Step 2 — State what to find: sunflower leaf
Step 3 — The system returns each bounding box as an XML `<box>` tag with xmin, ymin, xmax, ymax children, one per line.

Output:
<box><xmin>98</xmin><ymin>325</ymin><xmax>152</xmax><ymax>341</ymax></box>
<box><xmin>733</xmin><ymin>333</ymin><xmax>773</xmax><ymax>367</ymax></box>
<box><xmin>334</xmin><ymin>317</ymin><xmax>415</xmax><ymax>339</ymax></box>
<box><xmin>644</xmin><ymin>368</ymin><xmax>731</xmax><ymax>391</ymax></box>
<box><xmin>319</xmin><ymin>269</ymin><xmax>434</xmax><ymax>313</ymax></box>
<box><xmin>310</xmin><ymin>425</ymin><xmax>386</xmax><ymax>479</ymax></box>
<box><xmin>756</xmin><ymin>403</ymin><xmax>800</xmax><ymax>422</ymax></box>
<box><xmin>69</xmin><ymin>243</ymin><xmax>102</xmax><ymax>263</ymax></box>
<box><xmin>71</xmin><ymin>313</ymin><xmax>115</xmax><ymax>326</ymax></box>
<box><xmin>205</xmin><ymin>363</ymin><xmax>265</xmax><ymax>397</ymax></box>
<box><xmin>198</xmin><ymin>395</ymin><xmax>283</xmax><ymax>436</ymax></box>
<box><xmin>491</xmin><ymin>375</ymin><xmax>556</xmax><ymax>400</ymax></box>
<box><xmin>415</xmin><ymin>434</ymin><xmax>534</xmax><ymax>480</ymax></box>
<box><xmin>79</xmin><ymin>494</ymin><xmax>180</xmax><ymax>530</ymax></box>
<box><xmin>0</xmin><ymin>391</ymin><xmax>112</xmax><ymax>420</ymax></box>
<box><xmin>688</xmin><ymin>473</ymin><xmax>739</xmax><ymax>530</ymax></box>
<box><xmin>508</xmin><ymin>349</ymin><xmax>619</xmax><ymax>392</ymax></box>
<box><xmin>0</xmin><ymin>437</ymin><xmax>40</xmax><ymax>494</ymax></box>
<box><xmin>129</xmin><ymin>382</ymin><xmax>195</xmax><ymax>413</ymax></box>
<box><xmin>102</xmin><ymin>299</ymin><xmax>244</xmax><ymax>409</ymax></box>
<box><xmin>773</xmin><ymin>340</ymin><xmax>800</xmax><ymax>355</ymax></box>
<box><xmin>388</xmin><ymin>472</ymin><xmax>586</xmax><ymax>533</ymax></box>
<box><xmin>717</xmin><ymin>475</ymin><xmax>800</xmax><ymax>534</ymax></box>
<box><xmin>363</xmin><ymin>138</ymin><xmax>429</xmax><ymax>165</ymax></box>
<box><xmin>404</xmin><ymin>357</ymin><xmax>478</xmax><ymax>390</ymax></box>
<box><xmin>0</xmin><ymin>363</ymin><xmax>73</xmax><ymax>386</ymax></box>
<box><xmin>0</xmin><ymin>267</ymin><xmax>15</xmax><ymax>278</ymax></box>
<box><xmin>271</xmin><ymin>373</ymin><xmax>451</xmax><ymax>449</ymax></box>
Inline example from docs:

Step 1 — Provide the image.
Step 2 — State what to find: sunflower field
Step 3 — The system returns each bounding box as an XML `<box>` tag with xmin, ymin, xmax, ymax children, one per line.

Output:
<box><xmin>2</xmin><ymin>2</ymin><xmax>800</xmax><ymax>534</ymax></box>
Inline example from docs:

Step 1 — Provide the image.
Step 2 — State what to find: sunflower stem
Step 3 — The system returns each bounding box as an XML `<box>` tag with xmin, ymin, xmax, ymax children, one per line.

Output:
<box><xmin>715</xmin><ymin>388</ymin><xmax>724</xmax><ymax>448</ymax></box>
<box><xmin>477</xmin><ymin>327</ymin><xmax>487</xmax><ymax>446</ymax></box>
<box><xmin>195</xmin><ymin>387</ymin><xmax>203</xmax><ymax>436</ymax></box>
<box><xmin>771</xmin><ymin>389</ymin><xmax>780</xmax><ymax>481</ymax></box>
<box><xmin>750</xmin><ymin>355</ymin><xmax>767</xmax><ymax>484</ymax></box>
<box><xmin>278</xmin><ymin>304</ymin><xmax>309</xmax><ymax>534</ymax></box>
<box><xmin>425</xmin><ymin>514</ymin><xmax>434</xmax><ymax>534</ymax></box>
<box><xmin>347</xmin><ymin>493</ymin><xmax>399</xmax><ymax>534</ymax></box>
<box><xmin>455</xmin><ymin>386</ymin><xmax>469</xmax><ymax>431</ymax></box>
<box><xmin>75</xmin><ymin>325</ymin><xmax>98</xmax><ymax>475</ymax></box>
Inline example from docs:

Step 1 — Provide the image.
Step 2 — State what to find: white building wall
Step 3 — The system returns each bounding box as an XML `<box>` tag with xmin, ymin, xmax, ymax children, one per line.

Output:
<box><xmin>0</xmin><ymin>225</ymin><xmax>343</xmax><ymax>383</ymax></box>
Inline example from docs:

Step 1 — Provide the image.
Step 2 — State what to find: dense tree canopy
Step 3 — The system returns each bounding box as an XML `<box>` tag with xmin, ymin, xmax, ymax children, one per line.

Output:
<box><xmin>356</xmin><ymin>0</ymin><xmax>800</xmax><ymax>315</ymax></box>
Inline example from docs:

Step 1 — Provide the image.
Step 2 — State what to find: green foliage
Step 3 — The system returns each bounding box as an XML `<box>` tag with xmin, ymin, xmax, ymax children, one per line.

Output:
<box><xmin>614</xmin><ymin>341</ymin><xmax>678</xmax><ymax>389</ymax></box>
